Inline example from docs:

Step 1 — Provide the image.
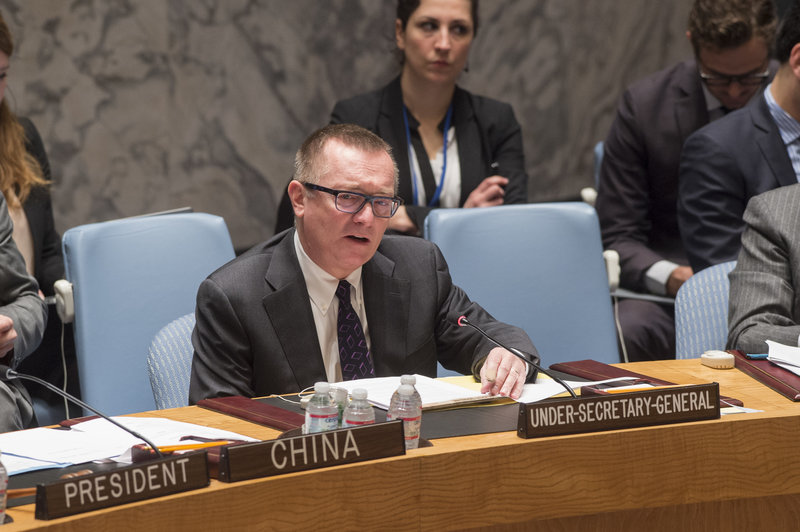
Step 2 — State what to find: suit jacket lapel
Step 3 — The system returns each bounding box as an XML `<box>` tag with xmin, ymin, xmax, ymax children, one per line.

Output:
<box><xmin>262</xmin><ymin>231</ymin><xmax>327</xmax><ymax>387</ymax></box>
<box><xmin>378</xmin><ymin>76</ymin><xmax>414</xmax><ymax>203</ymax></box>
<box><xmin>674</xmin><ymin>60</ymin><xmax>709</xmax><ymax>141</ymax></box>
<box><xmin>362</xmin><ymin>249</ymin><xmax>410</xmax><ymax>375</ymax></box>
<box><xmin>752</xmin><ymin>95</ymin><xmax>797</xmax><ymax>187</ymax></box>
<box><xmin>452</xmin><ymin>87</ymin><xmax>484</xmax><ymax>205</ymax></box>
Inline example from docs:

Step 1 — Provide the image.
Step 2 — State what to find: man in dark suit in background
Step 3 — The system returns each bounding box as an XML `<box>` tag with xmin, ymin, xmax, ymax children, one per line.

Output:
<box><xmin>678</xmin><ymin>0</ymin><xmax>800</xmax><ymax>272</ymax></box>
<box><xmin>596</xmin><ymin>0</ymin><xmax>777</xmax><ymax>361</ymax></box>
<box><xmin>189</xmin><ymin>124</ymin><xmax>537</xmax><ymax>404</ymax></box>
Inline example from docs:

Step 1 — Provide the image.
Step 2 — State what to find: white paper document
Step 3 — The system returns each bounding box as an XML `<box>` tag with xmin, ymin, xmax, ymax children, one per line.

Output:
<box><xmin>333</xmin><ymin>374</ymin><xmax>636</xmax><ymax>409</ymax></box>
<box><xmin>766</xmin><ymin>340</ymin><xmax>800</xmax><ymax>377</ymax></box>
<box><xmin>0</xmin><ymin>417</ymin><xmax>257</xmax><ymax>476</ymax></box>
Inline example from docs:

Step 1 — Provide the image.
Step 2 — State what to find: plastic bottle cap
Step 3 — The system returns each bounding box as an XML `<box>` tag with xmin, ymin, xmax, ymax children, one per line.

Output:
<box><xmin>701</xmin><ymin>350</ymin><xmax>735</xmax><ymax>369</ymax></box>
<box><xmin>398</xmin><ymin>384</ymin><xmax>414</xmax><ymax>396</ymax></box>
<box><xmin>351</xmin><ymin>388</ymin><xmax>368</xmax><ymax>400</ymax></box>
<box><xmin>401</xmin><ymin>374</ymin><xmax>417</xmax><ymax>385</ymax></box>
<box><xmin>314</xmin><ymin>381</ymin><xmax>331</xmax><ymax>393</ymax></box>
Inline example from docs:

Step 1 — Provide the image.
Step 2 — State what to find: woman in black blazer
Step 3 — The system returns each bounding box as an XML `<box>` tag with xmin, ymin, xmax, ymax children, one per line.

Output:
<box><xmin>0</xmin><ymin>10</ymin><xmax>76</xmax><ymax>424</ymax></box>
<box><xmin>276</xmin><ymin>0</ymin><xmax>528</xmax><ymax>235</ymax></box>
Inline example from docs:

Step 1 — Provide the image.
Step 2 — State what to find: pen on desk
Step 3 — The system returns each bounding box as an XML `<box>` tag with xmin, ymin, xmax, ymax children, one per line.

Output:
<box><xmin>601</xmin><ymin>384</ymin><xmax>682</xmax><ymax>394</ymax></box>
<box><xmin>143</xmin><ymin>440</ymin><xmax>235</xmax><ymax>454</ymax></box>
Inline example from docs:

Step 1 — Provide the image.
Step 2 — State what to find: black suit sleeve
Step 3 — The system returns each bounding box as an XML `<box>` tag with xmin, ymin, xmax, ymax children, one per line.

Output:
<box><xmin>678</xmin><ymin>129</ymin><xmax>748</xmax><ymax>272</ymax></box>
<box><xmin>21</xmin><ymin>118</ymin><xmax>63</xmax><ymax>295</ymax></box>
<box><xmin>189</xmin><ymin>278</ymin><xmax>256</xmax><ymax>403</ymax></box>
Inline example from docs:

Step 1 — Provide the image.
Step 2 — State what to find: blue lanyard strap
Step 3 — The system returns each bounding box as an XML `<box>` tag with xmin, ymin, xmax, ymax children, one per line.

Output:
<box><xmin>402</xmin><ymin>103</ymin><xmax>454</xmax><ymax>207</ymax></box>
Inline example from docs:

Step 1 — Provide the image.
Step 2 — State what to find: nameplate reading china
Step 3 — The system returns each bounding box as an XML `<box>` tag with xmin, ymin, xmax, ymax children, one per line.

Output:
<box><xmin>217</xmin><ymin>420</ymin><xmax>405</xmax><ymax>482</ymax></box>
<box><xmin>35</xmin><ymin>452</ymin><xmax>209</xmax><ymax>520</ymax></box>
<box><xmin>517</xmin><ymin>383</ymin><xmax>720</xmax><ymax>439</ymax></box>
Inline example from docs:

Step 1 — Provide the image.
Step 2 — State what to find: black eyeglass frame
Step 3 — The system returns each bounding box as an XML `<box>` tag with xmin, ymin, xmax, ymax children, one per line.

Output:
<box><xmin>698</xmin><ymin>68</ymin><xmax>770</xmax><ymax>87</ymax></box>
<box><xmin>302</xmin><ymin>183</ymin><xmax>403</xmax><ymax>218</ymax></box>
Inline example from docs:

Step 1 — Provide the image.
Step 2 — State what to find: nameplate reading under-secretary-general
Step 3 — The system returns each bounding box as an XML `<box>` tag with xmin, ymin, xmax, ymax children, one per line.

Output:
<box><xmin>517</xmin><ymin>383</ymin><xmax>720</xmax><ymax>438</ymax></box>
<box><xmin>35</xmin><ymin>452</ymin><xmax>209</xmax><ymax>520</ymax></box>
<box><xmin>217</xmin><ymin>420</ymin><xmax>405</xmax><ymax>482</ymax></box>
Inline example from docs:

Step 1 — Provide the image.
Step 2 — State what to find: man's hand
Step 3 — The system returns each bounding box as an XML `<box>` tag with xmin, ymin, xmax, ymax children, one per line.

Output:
<box><xmin>463</xmin><ymin>176</ymin><xmax>508</xmax><ymax>208</ymax></box>
<box><xmin>0</xmin><ymin>315</ymin><xmax>17</xmax><ymax>358</ymax></box>
<box><xmin>480</xmin><ymin>346</ymin><xmax>527</xmax><ymax>399</ymax></box>
<box><xmin>666</xmin><ymin>266</ymin><xmax>693</xmax><ymax>297</ymax></box>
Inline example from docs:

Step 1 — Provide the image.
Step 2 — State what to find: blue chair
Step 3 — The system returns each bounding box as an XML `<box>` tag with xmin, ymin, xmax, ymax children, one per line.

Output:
<box><xmin>674</xmin><ymin>261</ymin><xmax>737</xmax><ymax>359</ymax></box>
<box><xmin>62</xmin><ymin>212</ymin><xmax>235</xmax><ymax>416</ymax></box>
<box><xmin>424</xmin><ymin>203</ymin><xmax>620</xmax><ymax>368</ymax></box>
<box><xmin>147</xmin><ymin>313</ymin><xmax>195</xmax><ymax>409</ymax></box>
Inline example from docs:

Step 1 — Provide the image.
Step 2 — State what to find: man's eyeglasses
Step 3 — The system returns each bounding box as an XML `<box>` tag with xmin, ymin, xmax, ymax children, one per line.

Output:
<box><xmin>699</xmin><ymin>68</ymin><xmax>770</xmax><ymax>87</ymax></box>
<box><xmin>303</xmin><ymin>183</ymin><xmax>403</xmax><ymax>218</ymax></box>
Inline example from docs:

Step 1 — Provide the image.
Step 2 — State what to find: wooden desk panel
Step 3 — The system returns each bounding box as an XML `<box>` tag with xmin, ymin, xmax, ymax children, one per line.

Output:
<box><xmin>7</xmin><ymin>359</ymin><xmax>800</xmax><ymax>530</ymax></box>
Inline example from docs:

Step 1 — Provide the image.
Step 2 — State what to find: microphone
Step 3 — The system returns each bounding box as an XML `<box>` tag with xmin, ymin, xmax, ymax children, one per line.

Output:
<box><xmin>456</xmin><ymin>315</ymin><xmax>578</xmax><ymax>399</ymax></box>
<box><xmin>1</xmin><ymin>365</ymin><xmax>165</xmax><ymax>458</ymax></box>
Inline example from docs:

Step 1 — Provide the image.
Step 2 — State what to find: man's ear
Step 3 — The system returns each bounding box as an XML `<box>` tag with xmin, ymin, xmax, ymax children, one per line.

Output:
<box><xmin>790</xmin><ymin>42</ymin><xmax>800</xmax><ymax>81</ymax></box>
<box><xmin>287</xmin><ymin>180</ymin><xmax>306</xmax><ymax>219</ymax></box>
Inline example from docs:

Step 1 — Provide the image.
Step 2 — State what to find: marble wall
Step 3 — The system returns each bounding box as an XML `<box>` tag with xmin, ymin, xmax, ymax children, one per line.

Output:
<box><xmin>0</xmin><ymin>0</ymin><xmax>692</xmax><ymax>250</ymax></box>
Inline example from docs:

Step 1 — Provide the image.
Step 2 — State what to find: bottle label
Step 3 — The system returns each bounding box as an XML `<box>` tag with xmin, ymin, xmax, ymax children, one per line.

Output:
<box><xmin>343</xmin><ymin>418</ymin><xmax>375</xmax><ymax>427</ymax></box>
<box><xmin>305</xmin><ymin>412</ymin><xmax>339</xmax><ymax>433</ymax></box>
<box><xmin>400</xmin><ymin>415</ymin><xmax>421</xmax><ymax>442</ymax></box>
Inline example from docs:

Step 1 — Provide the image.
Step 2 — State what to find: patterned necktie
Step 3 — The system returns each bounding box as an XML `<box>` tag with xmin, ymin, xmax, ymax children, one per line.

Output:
<box><xmin>335</xmin><ymin>280</ymin><xmax>375</xmax><ymax>380</ymax></box>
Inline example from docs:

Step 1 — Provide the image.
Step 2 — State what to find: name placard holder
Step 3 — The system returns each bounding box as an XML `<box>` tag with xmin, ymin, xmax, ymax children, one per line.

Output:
<box><xmin>517</xmin><ymin>383</ymin><xmax>720</xmax><ymax>439</ymax></box>
<box><xmin>35</xmin><ymin>452</ymin><xmax>209</xmax><ymax>520</ymax></box>
<box><xmin>217</xmin><ymin>420</ymin><xmax>405</xmax><ymax>482</ymax></box>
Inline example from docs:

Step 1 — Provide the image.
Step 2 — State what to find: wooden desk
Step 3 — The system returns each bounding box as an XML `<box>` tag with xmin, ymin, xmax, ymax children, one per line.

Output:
<box><xmin>7</xmin><ymin>360</ymin><xmax>800</xmax><ymax>531</ymax></box>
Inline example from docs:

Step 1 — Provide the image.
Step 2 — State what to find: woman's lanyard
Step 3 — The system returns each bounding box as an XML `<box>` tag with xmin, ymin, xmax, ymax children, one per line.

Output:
<box><xmin>402</xmin><ymin>103</ymin><xmax>454</xmax><ymax>207</ymax></box>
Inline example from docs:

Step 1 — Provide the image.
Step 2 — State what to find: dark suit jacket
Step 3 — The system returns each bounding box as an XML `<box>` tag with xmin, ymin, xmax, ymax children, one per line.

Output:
<box><xmin>677</xmin><ymin>92</ymin><xmax>796</xmax><ymax>272</ymax></box>
<box><xmin>596</xmin><ymin>60</ymin><xmax>707</xmax><ymax>292</ymax></box>
<box><xmin>188</xmin><ymin>229</ymin><xmax>537</xmax><ymax>403</ymax></box>
<box><xmin>596</xmin><ymin>59</ymin><xmax>778</xmax><ymax>291</ymax></box>
<box><xmin>728</xmin><ymin>184</ymin><xmax>800</xmax><ymax>353</ymax></box>
<box><xmin>274</xmin><ymin>77</ymin><xmax>528</xmax><ymax>233</ymax></box>
<box><xmin>19</xmin><ymin>117</ymin><xmax>64</xmax><ymax>296</ymax></box>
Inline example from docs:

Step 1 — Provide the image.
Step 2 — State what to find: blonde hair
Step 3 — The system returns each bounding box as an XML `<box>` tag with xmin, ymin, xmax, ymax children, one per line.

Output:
<box><xmin>0</xmin><ymin>11</ymin><xmax>48</xmax><ymax>207</ymax></box>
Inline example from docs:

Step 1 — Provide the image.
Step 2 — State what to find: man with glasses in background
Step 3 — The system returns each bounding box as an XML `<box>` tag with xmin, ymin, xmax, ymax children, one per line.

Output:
<box><xmin>189</xmin><ymin>124</ymin><xmax>537</xmax><ymax>404</ymax></box>
<box><xmin>678</xmin><ymin>0</ymin><xmax>800</xmax><ymax>272</ymax></box>
<box><xmin>596</xmin><ymin>0</ymin><xmax>777</xmax><ymax>361</ymax></box>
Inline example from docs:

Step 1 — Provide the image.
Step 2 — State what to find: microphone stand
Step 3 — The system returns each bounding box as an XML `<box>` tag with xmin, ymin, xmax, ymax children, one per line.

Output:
<box><xmin>6</xmin><ymin>368</ymin><xmax>165</xmax><ymax>458</ymax></box>
<box><xmin>456</xmin><ymin>315</ymin><xmax>578</xmax><ymax>399</ymax></box>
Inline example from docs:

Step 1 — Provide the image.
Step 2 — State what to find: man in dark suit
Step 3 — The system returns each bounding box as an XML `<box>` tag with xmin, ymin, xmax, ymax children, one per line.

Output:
<box><xmin>728</xmin><ymin>184</ymin><xmax>800</xmax><ymax>354</ymax></box>
<box><xmin>678</xmin><ymin>0</ymin><xmax>800</xmax><ymax>272</ymax></box>
<box><xmin>189</xmin><ymin>124</ymin><xmax>537</xmax><ymax>404</ymax></box>
<box><xmin>596</xmin><ymin>0</ymin><xmax>777</xmax><ymax>361</ymax></box>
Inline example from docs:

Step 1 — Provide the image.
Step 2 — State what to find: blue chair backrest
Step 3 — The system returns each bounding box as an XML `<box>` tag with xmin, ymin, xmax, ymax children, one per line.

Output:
<box><xmin>148</xmin><ymin>313</ymin><xmax>196</xmax><ymax>410</ymax></box>
<box><xmin>62</xmin><ymin>213</ymin><xmax>235</xmax><ymax>416</ymax></box>
<box><xmin>674</xmin><ymin>261</ymin><xmax>737</xmax><ymax>358</ymax></box>
<box><xmin>424</xmin><ymin>203</ymin><xmax>619</xmax><ymax>368</ymax></box>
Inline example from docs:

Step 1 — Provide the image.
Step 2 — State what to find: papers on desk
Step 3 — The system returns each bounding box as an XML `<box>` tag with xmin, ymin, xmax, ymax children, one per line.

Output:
<box><xmin>334</xmin><ymin>375</ymin><xmax>491</xmax><ymax>410</ymax></box>
<box><xmin>333</xmin><ymin>374</ymin><xmax>636</xmax><ymax>410</ymax></box>
<box><xmin>0</xmin><ymin>417</ymin><xmax>257</xmax><ymax>476</ymax></box>
<box><xmin>766</xmin><ymin>340</ymin><xmax>800</xmax><ymax>376</ymax></box>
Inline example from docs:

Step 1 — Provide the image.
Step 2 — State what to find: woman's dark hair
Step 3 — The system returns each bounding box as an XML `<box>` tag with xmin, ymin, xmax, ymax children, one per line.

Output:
<box><xmin>397</xmin><ymin>0</ymin><xmax>479</xmax><ymax>36</ymax></box>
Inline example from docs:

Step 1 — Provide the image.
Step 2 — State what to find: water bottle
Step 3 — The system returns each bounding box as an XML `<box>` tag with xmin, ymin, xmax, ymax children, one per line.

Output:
<box><xmin>387</xmin><ymin>384</ymin><xmax>421</xmax><ymax>449</ymax></box>
<box><xmin>0</xmin><ymin>451</ymin><xmax>7</xmax><ymax>525</ymax></box>
<box><xmin>343</xmin><ymin>388</ymin><xmax>375</xmax><ymax>428</ymax></box>
<box><xmin>304</xmin><ymin>382</ymin><xmax>339</xmax><ymax>434</ymax></box>
<box><xmin>388</xmin><ymin>374</ymin><xmax>422</xmax><ymax>413</ymax></box>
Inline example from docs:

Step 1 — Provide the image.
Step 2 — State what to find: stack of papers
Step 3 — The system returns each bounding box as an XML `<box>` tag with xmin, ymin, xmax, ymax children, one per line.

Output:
<box><xmin>767</xmin><ymin>340</ymin><xmax>800</xmax><ymax>376</ymax></box>
<box><xmin>333</xmin><ymin>374</ymin><xmax>636</xmax><ymax>410</ymax></box>
<box><xmin>0</xmin><ymin>417</ymin><xmax>256</xmax><ymax>476</ymax></box>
